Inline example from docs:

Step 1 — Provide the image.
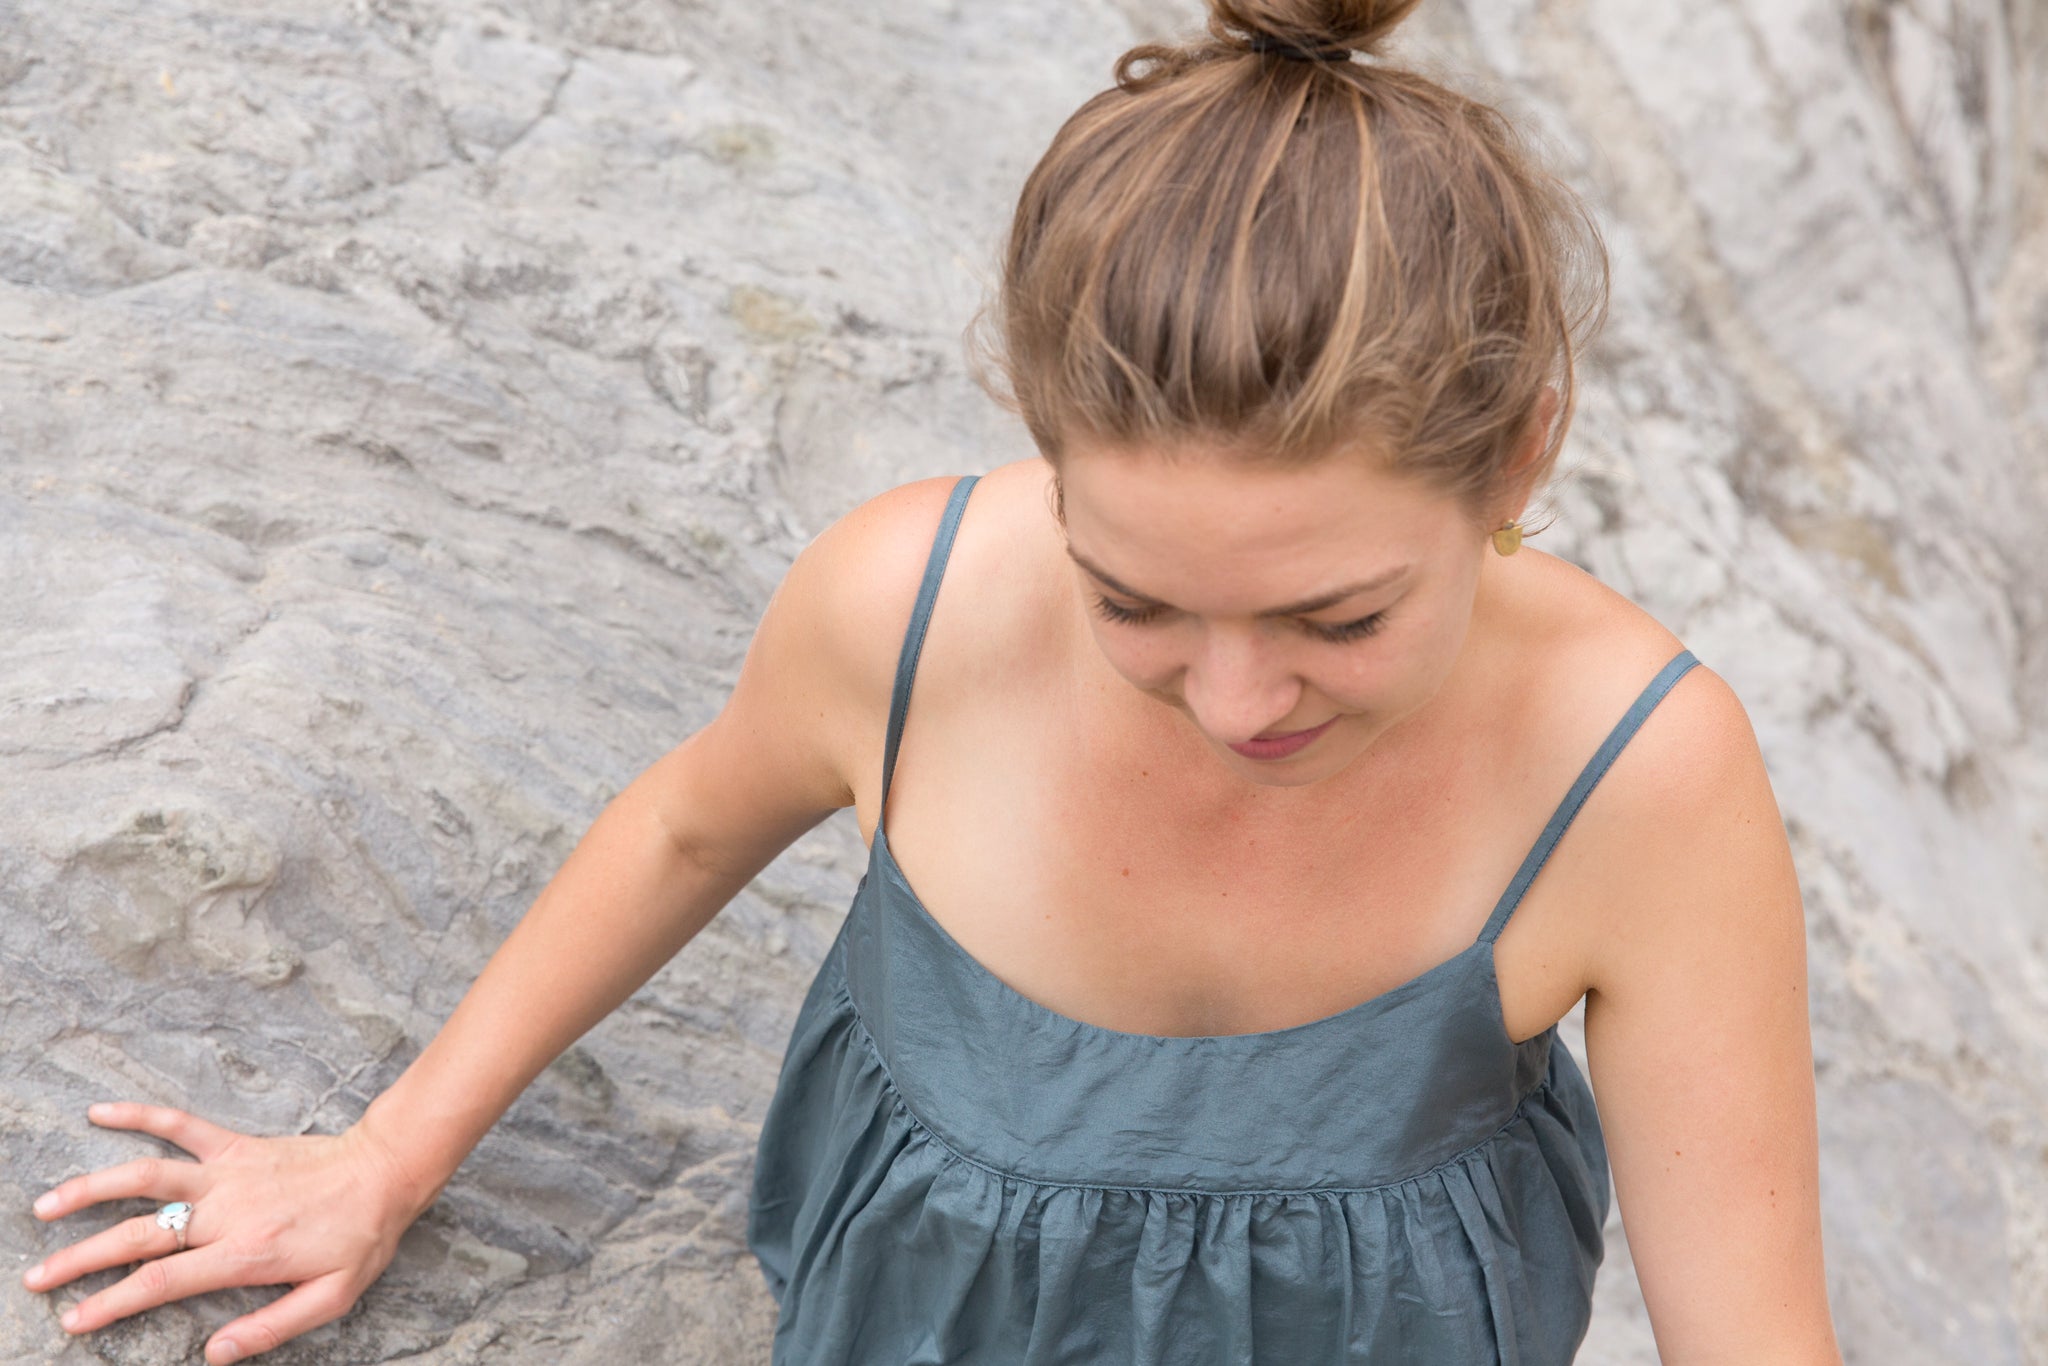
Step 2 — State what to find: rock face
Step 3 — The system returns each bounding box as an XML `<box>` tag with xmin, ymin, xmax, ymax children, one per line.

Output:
<box><xmin>0</xmin><ymin>0</ymin><xmax>2041</xmax><ymax>1362</ymax></box>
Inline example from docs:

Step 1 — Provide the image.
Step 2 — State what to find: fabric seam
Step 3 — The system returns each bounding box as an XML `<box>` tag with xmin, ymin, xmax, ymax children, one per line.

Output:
<box><xmin>833</xmin><ymin>965</ymin><xmax>1560</xmax><ymax>1200</ymax></box>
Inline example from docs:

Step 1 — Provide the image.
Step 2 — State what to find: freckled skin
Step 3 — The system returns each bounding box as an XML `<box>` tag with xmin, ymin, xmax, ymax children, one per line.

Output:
<box><xmin>1055</xmin><ymin>435</ymin><xmax>1530</xmax><ymax>790</ymax></box>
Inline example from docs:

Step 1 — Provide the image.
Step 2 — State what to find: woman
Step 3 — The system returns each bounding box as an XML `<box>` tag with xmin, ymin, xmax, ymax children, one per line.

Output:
<box><xmin>23</xmin><ymin>0</ymin><xmax>1841</xmax><ymax>1361</ymax></box>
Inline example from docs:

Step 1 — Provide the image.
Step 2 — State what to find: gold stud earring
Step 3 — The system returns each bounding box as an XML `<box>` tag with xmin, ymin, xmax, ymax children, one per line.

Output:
<box><xmin>1491</xmin><ymin>520</ymin><xmax>1524</xmax><ymax>556</ymax></box>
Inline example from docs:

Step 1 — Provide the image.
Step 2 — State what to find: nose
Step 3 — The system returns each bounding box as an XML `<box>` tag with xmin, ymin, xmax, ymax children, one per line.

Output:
<box><xmin>1177</xmin><ymin>628</ymin><xmax>1304</xmax><ymax>746</ymax></box>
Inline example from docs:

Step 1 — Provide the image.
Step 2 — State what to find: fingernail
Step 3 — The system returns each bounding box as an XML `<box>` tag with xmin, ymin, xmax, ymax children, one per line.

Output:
<box><xmin>212</xmin><ymin>1340</ymin><xmax>241</xmax><ymax>1363</ymax></box>
<box><xmin>60</xmin><ymin>1307</ymin><xmax>80</xmax><ymax>1331</ymax></box>
<box><xmin>33</xmin><ymin>1192</ymin><xmax>56</xmax><ymax>1215</ymax></box>
<box><xmin>23</xmin><ymin>1263</ymin><xmax>44</xmax><ymax>1286</ymax></box>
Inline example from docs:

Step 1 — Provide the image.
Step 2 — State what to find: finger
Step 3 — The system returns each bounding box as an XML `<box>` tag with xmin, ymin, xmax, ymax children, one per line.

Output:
<box><xmin>24</xmin><ymin>1209</ymin><xmax>189</xmax><ymax>1294</ymax></box>
<box><xmin>47</xmin><ymin>1228</ymin><xmax>216</xmax><ymax>1335</ymax></box>
<box><xmin>31</xmin><ymin>1154</ymin><xmax>205</xmax><ymax>1222</ymax></box>
<box><xmin>205</xmin><ymin>1274</ymin><xmax>359</xmax><ymax>1365</ymax></box>
<box><xmin>86</xmin><ymin>1101</ymin><xmax>242</xmax><ymax>1162</ymax></box>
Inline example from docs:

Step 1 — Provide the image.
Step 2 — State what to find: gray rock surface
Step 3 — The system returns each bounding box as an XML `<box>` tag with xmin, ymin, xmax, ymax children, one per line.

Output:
<box><xmin>0</xmin><ymin>0</ymin><xmax>2042</xmax><ymax>1361</ymax></box>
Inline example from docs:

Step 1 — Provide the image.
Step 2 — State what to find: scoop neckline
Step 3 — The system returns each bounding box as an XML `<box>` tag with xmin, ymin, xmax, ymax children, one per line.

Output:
<box><xmin>869</xmin><ymin>827</ymin><xmax>1505</xmax><ymax>1047</ymax></box>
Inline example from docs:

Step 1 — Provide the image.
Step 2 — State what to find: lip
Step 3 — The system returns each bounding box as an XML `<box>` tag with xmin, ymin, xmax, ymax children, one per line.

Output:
<box><xmin>1227</xmin><ymin>714</ymin><xmax>1339</xmax><ymax>761</ymax></box>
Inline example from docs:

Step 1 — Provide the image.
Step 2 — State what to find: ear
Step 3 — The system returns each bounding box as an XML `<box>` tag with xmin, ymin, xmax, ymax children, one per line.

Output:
<box><xmin>1495</xmin><ymin>385</ymin><xmax>1558</xmax><ymax>526</ymax></box>
<box><xmin>1044</xmin><ymin>466</ymin><xmax>1067</xmax><ymax>526</ymax></box>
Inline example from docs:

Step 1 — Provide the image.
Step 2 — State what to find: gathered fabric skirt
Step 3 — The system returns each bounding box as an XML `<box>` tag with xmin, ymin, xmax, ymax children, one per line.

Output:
<box><xmin>746</xmin><ymin>905</ymin><xmax>1609</xmax><ymax>1365</ymax></box>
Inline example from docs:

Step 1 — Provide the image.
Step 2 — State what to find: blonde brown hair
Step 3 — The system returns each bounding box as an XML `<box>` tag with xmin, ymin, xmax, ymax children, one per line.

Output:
<box><xmin>970</xmin><ymin>0</ymin><xmax>1609</xmax><ymax>528</ymax></box>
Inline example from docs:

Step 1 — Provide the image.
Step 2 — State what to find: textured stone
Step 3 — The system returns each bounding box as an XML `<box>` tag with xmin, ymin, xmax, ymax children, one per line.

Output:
<box><xmin>0</xmin><ymin>0</ymin><xmax>2042</xmax><ymax>1362</ymax></box>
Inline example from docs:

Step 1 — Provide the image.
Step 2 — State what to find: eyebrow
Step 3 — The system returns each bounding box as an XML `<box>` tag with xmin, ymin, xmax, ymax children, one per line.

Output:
<box><xmin>1064</xmin><ymin>546</ymin><xmax>1412</xmax><ymax>617</ymax></box>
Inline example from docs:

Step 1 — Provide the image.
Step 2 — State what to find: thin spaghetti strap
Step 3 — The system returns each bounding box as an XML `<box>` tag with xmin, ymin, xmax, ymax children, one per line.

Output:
<box><xmin>879</xmin><ymin>475</ymin><xmax>981</xmax><ymax>825</ymax></box>
<box><xmin>1476</xmin><ymin>648</ymin><xmax>1702</xmax><ymax>946</ymax></box>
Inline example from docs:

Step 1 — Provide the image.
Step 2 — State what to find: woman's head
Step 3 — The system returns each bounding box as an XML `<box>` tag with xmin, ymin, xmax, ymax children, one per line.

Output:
<box><xmin>973</xmin><ymin>0</ymin><xmax>1608</xmax><ymax>533</ymax></box>
<box><xmin>1055</xmin><ymin>437</ymin><xmax>1515</xmax><ymax>786</ymax></box>
<box><xmin>971</xmin><ymin>0</ymin><xmax>1606</xmax><ymax>781</ymax></box>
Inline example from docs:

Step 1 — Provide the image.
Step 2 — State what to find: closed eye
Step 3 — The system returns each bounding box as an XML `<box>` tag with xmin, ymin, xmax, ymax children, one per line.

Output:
<box><xmin>1089</xmin><ymin>594</ymin><xmax>1390</xmax><ymax>643</ymax></box>
<box><xmin>1307</xmin><ymin>611</ymin><xmax>1390</xmax><ymax>643</ymax></box>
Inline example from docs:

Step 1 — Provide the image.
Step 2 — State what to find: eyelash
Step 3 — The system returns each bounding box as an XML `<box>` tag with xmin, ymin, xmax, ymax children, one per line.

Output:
<box><xmin>1089</xmin><ymin>594</ymin><xmax>1391</xmax><ymax>643</ymax></box>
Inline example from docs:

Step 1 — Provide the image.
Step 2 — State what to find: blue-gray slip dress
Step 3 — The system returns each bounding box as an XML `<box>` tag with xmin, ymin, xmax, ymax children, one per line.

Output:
<box><xmin>747</xmin><ymin>473</ymin><xmax>1702</xmax><ymax>1363</ymax></box>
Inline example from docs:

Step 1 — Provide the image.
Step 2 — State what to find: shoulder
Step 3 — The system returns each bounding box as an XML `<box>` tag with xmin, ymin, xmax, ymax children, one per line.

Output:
<box><xmin>770</xmin><ymin>473</ymin><xmax>977</xmax><ymax>762</ymax></box>
<box><xmin>1537</xmin><ymin>614</ymin><xmax>1835</xmax><ymax>1357</ymax></box>
<box><xmin>1509</xmin><ymin>548</ymin><xmax>1741</xmax><ymax>783</ymax></box>
<box><xmin>1493</xmin><ymin>549</ymin><xmax>1783</xmax><ymax>987</ymax></box>
<box><xmin>810</xmin><ymin>457</ymin><xmax>1067</xmax><ymax>695</ymax></box>
<box><xmin>1584</xmin><ymin>654</ymin><xmax>1785</xmax><ymax>952</ymax></box>
<box><xmin>1539</xmin><ymin>551</ymin><xmax>1774</xmax><ymax>907</ymax></box>
<box><xmin>1543</xmin><ymin>598</ymin><xmax>1794</xmax><ymax>1001</ymax></box>
<box><xmin>1589</xmin><ymin>658</ymin><xmax>1770</xmax><ymax>839</ymax></box>
<box><xmin>794</xmin><ymin>473</ymin><xmax>971</xmax><ymax>654</ymax></box>
<box><xmin>630</xmin><ymin>474</ymin><xmax>978</xmax><ymax>875</ymax></box>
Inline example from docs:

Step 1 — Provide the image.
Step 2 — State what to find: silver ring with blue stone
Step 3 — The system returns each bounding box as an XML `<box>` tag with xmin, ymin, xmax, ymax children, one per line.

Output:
<box><xmin>155</xmin><ymin>1201</ymin><xmax>193</xmax><ymax>1251</ymax></box>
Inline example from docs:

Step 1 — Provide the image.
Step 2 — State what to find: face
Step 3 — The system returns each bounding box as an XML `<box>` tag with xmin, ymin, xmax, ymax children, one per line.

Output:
<box><xmin>1055</xmin><ymin>439</ymin><xmax>1501</xmax><ymax>789</ymax></box>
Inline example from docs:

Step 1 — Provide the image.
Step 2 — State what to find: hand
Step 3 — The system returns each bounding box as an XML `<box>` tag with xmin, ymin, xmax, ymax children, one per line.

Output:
<box><xmin>22</xmin><ymin>1102</ymin><xmax>426</xmax><ymax>1365</ymax></box>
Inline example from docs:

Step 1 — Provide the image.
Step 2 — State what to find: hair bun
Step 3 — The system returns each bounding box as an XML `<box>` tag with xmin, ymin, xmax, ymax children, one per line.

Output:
<box><xmin>1207</xmin><ymin>0</ymin><xmax>1423</xmax><ymax>59</ymax></box>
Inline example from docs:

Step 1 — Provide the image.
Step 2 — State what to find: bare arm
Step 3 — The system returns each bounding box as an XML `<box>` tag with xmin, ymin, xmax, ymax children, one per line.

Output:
<box><xmin>1582</xmin><ymin>666</ymin><xmax>1842</xmax><ymax>1364</ymax></box>
<box><xmin>26</xmin><ymin>477</ymin><xmax>961</xmax><ymax>1361</ymax></box>
<box><xmin>355</xmin><ymin>481</ymin><xmax>958</xmax><ymax>1211</ymax></box>
<box><xmin>353</xmin><ymin>744</ymin><xmax>832</xmax><ymax>1219</ymax></box>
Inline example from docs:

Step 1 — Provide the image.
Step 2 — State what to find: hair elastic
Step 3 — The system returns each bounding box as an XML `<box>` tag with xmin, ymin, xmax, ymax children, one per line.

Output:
<box><xmin>1245</xmin><ymin>33</ymin><xmax>1353</xmax><ymax>62</ymax></box>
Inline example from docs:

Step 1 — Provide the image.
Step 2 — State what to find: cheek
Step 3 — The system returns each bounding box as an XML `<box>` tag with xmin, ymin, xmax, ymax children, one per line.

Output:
<box><xmin>1304</xmin><ymin>652</ymin><xmax>1403</xmax><ymax>713</ymax></box>
<box><xmin>1088</xmin><ymin>623</ymin><xmax>1180</xmax><ymax>689</ymax></box>
<box><xmin>1312</xmin><ymin>612</ymin><xmax>1462</xmax><ymax>707</ymax></box>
